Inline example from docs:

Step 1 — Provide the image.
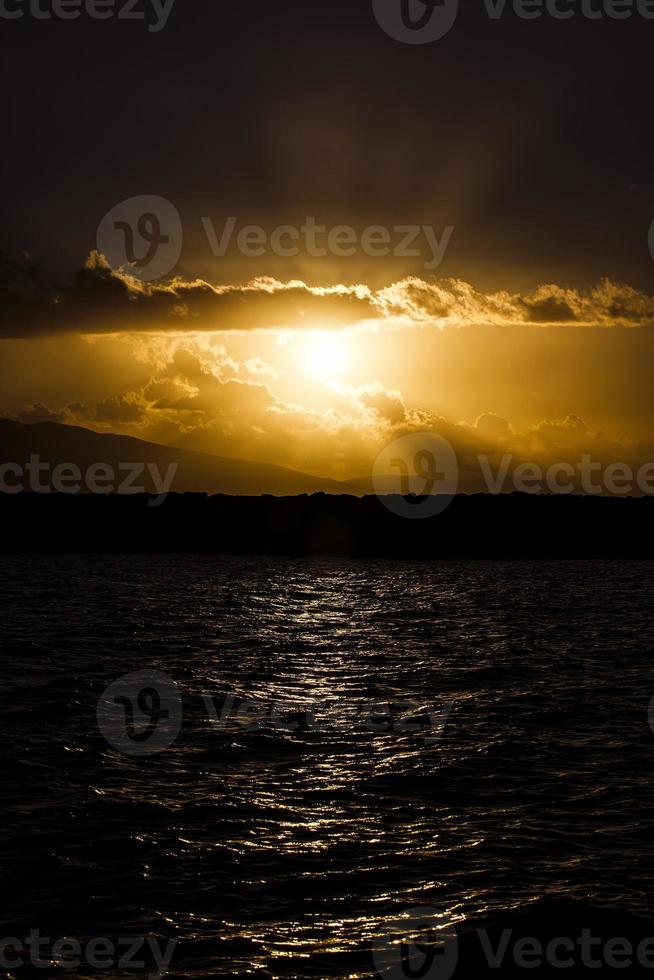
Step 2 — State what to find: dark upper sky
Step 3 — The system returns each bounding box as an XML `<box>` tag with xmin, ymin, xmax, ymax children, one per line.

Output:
<box><xmin>3</xmin><ymin>0</ymin><xmax>654</xmax><ymax>291</ymax></box>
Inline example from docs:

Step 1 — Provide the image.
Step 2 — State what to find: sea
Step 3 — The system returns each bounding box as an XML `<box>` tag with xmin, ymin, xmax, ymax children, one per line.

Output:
<box><xmin>1</xmin><ymin>555</ymin><xmax>653</xmax><ymax>978</ymax></box>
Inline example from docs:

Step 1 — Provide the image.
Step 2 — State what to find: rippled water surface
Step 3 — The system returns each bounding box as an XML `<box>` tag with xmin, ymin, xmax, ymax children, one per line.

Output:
<box><xmin>2</xmin><ymin>555</ymin><xmax>654</xmax><ymax>977</ymax></box>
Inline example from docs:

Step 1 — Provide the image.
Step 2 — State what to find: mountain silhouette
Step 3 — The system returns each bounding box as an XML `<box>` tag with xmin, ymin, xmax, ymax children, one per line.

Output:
<box><xmin>0</xmin><ymin>418</ymin><xmax>356</xmax><ymax>495</ymax></box>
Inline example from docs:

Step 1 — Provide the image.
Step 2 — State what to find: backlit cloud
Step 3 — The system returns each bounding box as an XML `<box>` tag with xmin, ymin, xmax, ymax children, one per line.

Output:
<box><xmin>2</xmin><ymin>251</ymin><xmax>654</xmax><ymax>339</ymax></box>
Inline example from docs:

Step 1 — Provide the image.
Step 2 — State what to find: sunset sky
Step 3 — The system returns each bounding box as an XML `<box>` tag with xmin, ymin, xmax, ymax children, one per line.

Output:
<box><xmin>3</xmin><ymin>0</ymin><xmax>654</xmax><ymax>483</ymax></box>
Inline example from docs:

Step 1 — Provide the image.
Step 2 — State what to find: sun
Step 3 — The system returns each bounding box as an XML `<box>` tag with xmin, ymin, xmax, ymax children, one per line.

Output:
<box><xmin>301</xmin><ymin>332</ymin><xmax>349</xmax><ymax>379</ymax></box>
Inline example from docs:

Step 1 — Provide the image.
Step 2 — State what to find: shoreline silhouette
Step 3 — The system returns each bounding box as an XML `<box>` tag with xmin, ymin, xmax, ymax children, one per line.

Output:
<box><xmin>2</xmin><ymin>491</ymin><xmax>653</xmax><ymax>557</ymax></box>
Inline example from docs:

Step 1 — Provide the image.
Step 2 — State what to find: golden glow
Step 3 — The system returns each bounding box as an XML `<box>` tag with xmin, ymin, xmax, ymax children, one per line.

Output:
<box><xmin>300</xmin><ymin>332</ymin><xmax>349</xmax><ymax>380</ymax></box>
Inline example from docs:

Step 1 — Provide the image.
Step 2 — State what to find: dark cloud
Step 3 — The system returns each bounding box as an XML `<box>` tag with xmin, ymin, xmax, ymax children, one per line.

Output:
<box><xmin>519</xmin><ymin>295</ymin><xmax>576</xmax><ymax>323</ymax></box>
<box><xmin>358</xmin><ymin>385</ymin><xmax>408</xmax><ymax>425</ymax></box>
<box><xmin>475</xmin><ymin>413</ymin><xmax>513</xmax><ymax>441</ymax></box>
<box><xmin>15</xmin><ymin>402</ymin><xmax>67</xmax><ymax>425</ymax></box>
<box><xmin>0</xmin><ymin>252</ymin><xmax>375</xmax><ymax>339</ymax></box>
<box><xmin>93</xmin><ymin>394</ymin><xmax>147</xmax><ymax>425</ymax></box>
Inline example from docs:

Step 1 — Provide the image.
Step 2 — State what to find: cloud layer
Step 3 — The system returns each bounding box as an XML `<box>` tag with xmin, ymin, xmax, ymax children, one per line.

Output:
<box><xmin>4</xmin><ymin>251</ymin><xmax>654</xmax><ymax>488</ymax></box>
<box><xmin>3</xmin><ymin>251</ymin><xmax>654</xmax><ymax>339</ymax></box>
<box><xmin>10</xmin><ymin>339</ymin><xmax>654</xmax><ymax>491</ymax></box>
